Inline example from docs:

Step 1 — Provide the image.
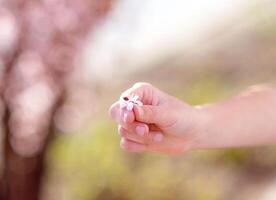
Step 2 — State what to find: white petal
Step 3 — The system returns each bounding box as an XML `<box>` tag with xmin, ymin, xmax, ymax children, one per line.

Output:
<box><xmin>132</xmin><ymin>94</ymin><xmax>139</xmax><ymax>101</ymax></box>
<box><xmin>126</xmin><ymin>102</ymin><xmax>134</xmax><ymax>111</ymax></box>
<box><xmin>120</xmin><ymin>101</ymin><xmax>128</xmax><ymax>109</ymax></box>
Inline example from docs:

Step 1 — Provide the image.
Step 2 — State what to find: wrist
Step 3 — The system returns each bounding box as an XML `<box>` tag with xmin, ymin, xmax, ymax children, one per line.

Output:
<box><xmin>189</xmin><ymin>104</ymin><xmax>214</xmax><ymax>150</ymax></box>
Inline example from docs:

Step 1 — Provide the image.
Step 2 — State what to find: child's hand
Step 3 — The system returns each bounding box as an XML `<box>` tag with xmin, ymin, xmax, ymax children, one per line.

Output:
<box><xmin>109</xmin><ymin>82</ymin><xmax>205</xmax><ymax>154</ymax></box>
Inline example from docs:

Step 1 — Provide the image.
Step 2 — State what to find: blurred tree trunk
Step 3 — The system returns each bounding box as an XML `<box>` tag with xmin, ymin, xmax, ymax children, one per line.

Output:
<box><xmin>0</xmin><ymin>0</ymin><xmax>113</xmax><ymax>200</ymax></box>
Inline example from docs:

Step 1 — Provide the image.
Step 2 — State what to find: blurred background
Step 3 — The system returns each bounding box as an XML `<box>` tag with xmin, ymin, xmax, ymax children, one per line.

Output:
<box><xmin>1</xmin><ymin>0</ymin><xmax>276</xmax><ymax>200</ymax></box>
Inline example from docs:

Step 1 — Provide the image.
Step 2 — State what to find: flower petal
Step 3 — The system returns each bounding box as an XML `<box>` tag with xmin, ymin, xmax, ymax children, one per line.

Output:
<box><xmin>132</xmin><ymin>94</ymin><xmax>139</xmax><ymax>101</ymax></box>
<box><xmin>120</xmin><ymin>101</ymin><xmax>128</xmax><ymax>109</ymax></box>
<box><xmin>126</xmin><ymin>102</ymin><xmax>134</xmax><ymax>111</ymax></box>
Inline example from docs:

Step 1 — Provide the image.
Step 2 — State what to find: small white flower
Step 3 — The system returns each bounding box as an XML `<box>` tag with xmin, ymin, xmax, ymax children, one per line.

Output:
<box><xmin>120</xmin><ymin>94</ymin><xmax>143</xmax><ymax>111</ymax></box>
<box><xmin>126</xmin><ymin>101</ymin><xmax>134</xmax><ymax>111</ymax></box>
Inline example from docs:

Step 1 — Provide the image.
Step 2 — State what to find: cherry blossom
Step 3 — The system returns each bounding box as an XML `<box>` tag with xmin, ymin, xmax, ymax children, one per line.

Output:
<box><xmin>120</xmin><ymin>94</ymin><xmax>143</xmax><ymax>111</ymax></box>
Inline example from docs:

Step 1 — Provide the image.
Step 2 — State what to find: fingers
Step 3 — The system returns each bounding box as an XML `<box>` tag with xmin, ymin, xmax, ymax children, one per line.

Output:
<box><xmin>109</xmin><ymin>82</ymin><xmax>165</xmax><ymax>124</ymax></box>
<box><xmin>120</xmin><ymin>82</ymin><xmax>149</xmax><ymax>104</ymax></box>
<box><xmin>109</xmin><ymin>100</ymin><xmax>163</xmax><ymax>125</ymax></box>
<box><xmin>120</xmin><ymin>107</ymin><xmax>135</xmax><ymax>124</ymax></box>
<box><xmin>109</xmin><ymin>94</ymin><xmax>165</xmax><ymax>148</ymax></box>
<box><xmin>109</xmin><ymin>101</ymin><xmax>135</xmax><ymax>124</ymax></box>
<box><xmin>120</xmin><ymin>82</ymin><xmax>160</xmax><ymax>106</ymax></box>
<box><xmin>133</xmin><ymin>104</ymin><xmax>163</xmax><ymax>124</ymax></box>
<box><xmin>118</xmin><ymin>125</ymin><xmax>164</xmax><ymax>144</ymax></box>
<box><xmin>119</xmin><ymin>129</ymin><xmax>187</xmax><ymax>154</ymax></box>
<box><xmin>118</xmin><ymin>123</ymin><xmax>149</xmax><ymax>144</ymax></box>
<box><xmin>118</xmin><ymin>125</ymin><xmax>144</xmax><ymax>143</ymax></box>
<box><xmin>120</xmin><ymin>138</ymin><xmax>146</xmax><ymax>152</ymax></box>
<box><xmin>109</xmin><ymin>82</ymin><xmax>168</xmax><ymax>153</ymax></box>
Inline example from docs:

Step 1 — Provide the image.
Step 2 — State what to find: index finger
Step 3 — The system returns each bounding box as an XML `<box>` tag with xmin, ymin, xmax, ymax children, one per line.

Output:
<box><xmin>120</xmin><ymin>82</ymin><xmax>158</xmax><ymax>106</ymax></box>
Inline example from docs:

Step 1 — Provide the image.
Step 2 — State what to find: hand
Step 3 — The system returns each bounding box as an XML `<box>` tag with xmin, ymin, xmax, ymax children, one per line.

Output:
<box><xmin>109</xmin><ymin>82</ymin><xmax>205</xmax><ymax>154</ymax></box>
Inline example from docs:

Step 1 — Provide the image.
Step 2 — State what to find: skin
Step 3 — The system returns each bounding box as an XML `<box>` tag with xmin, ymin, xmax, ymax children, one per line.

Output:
<box><xmin>109</xmin><ymin>82</ymin><xmax>276</xmax><ymax>154</ymax></box>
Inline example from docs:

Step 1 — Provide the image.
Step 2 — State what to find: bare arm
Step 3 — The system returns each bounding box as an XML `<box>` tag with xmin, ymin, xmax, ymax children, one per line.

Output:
<box><xmin>109</xmin><ymin>83</ymin><xmax>276</xmax><ymax>154</ymax></box>
<box><xmin>195</xmin><ymin>85</ymin><xmax>276</xmax><ymax>149</ymax></box>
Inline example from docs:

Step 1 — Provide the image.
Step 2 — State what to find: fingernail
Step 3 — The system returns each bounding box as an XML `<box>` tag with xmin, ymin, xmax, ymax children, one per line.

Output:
<box><xmin>123</xmin><ymin>113</ymin><xmax>128</xmax><ymax>122</ymax></box>
<box><xmin>153</xmin><ymin>133</ymin><xmax>163</xmax><ymax>142</ymax></box>
<box><xmin>136</xmin><ymin>126</ymin><xmax>145</xmax><ymax>136</ymax></box>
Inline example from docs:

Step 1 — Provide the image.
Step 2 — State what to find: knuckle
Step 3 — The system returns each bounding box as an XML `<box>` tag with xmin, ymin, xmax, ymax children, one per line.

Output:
<box><xmin>120</xmin><ymin>138</ymin><xmax>128</xmax><ymax>149</ymax></box>
<box><xmin>121</xmin><ymin>82</ymin><xmax>153</xmax><ymax>100</ymax></box>
<box><xmin>118</xmin><ymin>126</ymin><xmax>124</xmax><ymax>135</ymax></box>
<box><xmin>118</xmin><ymin>126</ymin><xmax>128</xmax><ymax>137</ymax></box>
<box><xmin>120</xmin><ymin>141</ymin><xmax>131</xmax><ymax>151</ymax></box>
<box><xmin>120</xmin><ymin>142</ymin><xmax>128</xmax><ymax>150</ymax></box>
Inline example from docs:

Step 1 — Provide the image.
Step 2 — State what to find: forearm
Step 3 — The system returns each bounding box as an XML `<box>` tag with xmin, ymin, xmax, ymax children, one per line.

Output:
<box><xmin>195</xmin><ymin>85</ymin><xmax>276</xmax><ymax>149</ymax></box>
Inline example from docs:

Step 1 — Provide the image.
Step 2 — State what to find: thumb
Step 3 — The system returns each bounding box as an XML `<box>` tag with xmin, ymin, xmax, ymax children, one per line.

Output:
<box><xmin>133</xmin><ymin>104</ymin><xmax>163</xmax><ymax>124</ymax></box>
